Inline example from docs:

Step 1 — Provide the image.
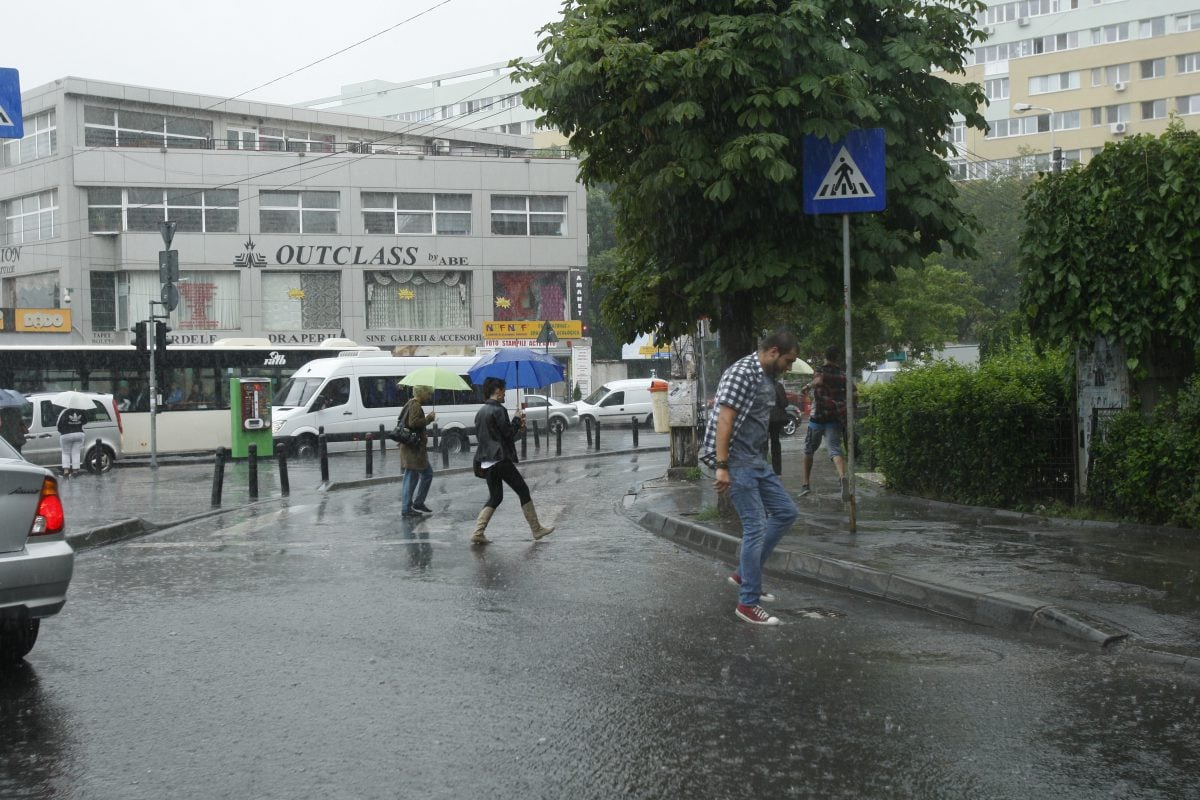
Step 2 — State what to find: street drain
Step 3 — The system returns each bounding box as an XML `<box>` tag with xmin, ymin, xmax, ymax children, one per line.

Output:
<box><xmin>778</xmin><ymin>606</ymin><xmax>846</xmax><ymax>619</ymax></box>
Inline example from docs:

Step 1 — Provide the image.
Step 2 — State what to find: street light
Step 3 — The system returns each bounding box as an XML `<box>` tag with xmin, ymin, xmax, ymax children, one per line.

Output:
<box><xmin>1013</xmin><ymin>102</ymin><xmax>1062</xmax><ymax>173</ymax></box>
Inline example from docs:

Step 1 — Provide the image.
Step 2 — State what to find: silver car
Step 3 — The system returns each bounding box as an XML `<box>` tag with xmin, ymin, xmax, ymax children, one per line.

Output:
<box><xmin>521</xmin><ymin>393</ymin><xmax>580</xmax><ymax>434</ymax></box>
<box><xmin>21</xmin><ymin>392</ymin><xmax>123</xmax><ymax>473</ymax></box>
<box><xmin>0</xmin><ymin>436</ymin><xmax>74</xmax><ymax>663</ymax></box>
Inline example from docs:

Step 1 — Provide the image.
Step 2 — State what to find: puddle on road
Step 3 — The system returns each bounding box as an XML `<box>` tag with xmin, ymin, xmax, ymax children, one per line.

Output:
<box><xmin>776</xmin><ymin>606</ymin><xmax>846</xmax><ymax>620</ymax></box>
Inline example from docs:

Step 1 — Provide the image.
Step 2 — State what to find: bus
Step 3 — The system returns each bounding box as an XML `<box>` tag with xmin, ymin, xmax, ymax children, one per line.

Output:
<box><xmin>0</xmin><ymin>338</ymin><xmax>380</xmax><ymax>455</ymax></box>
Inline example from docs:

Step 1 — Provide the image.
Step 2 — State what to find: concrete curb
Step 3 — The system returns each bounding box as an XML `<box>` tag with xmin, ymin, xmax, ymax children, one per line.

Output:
<box><xmin>634</xmin><ymin>507</ymin><xmax>1137</xmax><ymax>652</ymax></box>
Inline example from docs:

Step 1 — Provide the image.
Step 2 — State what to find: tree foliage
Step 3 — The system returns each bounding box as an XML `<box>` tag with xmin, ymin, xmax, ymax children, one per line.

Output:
<box><xmin>516</xmin><ymin>0</ymin><xmax>988</xmax><ymax>365</ymax></box>
<box><xmin>1021</xmin><ymin>122</ymin><xmax>1200</xmax><ymax>380</ymax></box>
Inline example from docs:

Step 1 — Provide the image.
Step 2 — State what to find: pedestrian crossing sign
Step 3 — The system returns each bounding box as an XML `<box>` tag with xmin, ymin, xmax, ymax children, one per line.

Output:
<box><xmin>803</xmin><ymin>128</ymin><xmax>886</xmax><ymax>215</ymax></box>
<box><xmin>0</xmin><ymin>68</ymin><xmax>23</xmax><ymax>140</ymax></box>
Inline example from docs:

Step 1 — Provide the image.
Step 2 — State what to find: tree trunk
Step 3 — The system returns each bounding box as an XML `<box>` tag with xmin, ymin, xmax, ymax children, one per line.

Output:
<box><xmin>718</xmin><ymin>294</ymin><xmax>757</xmax><ymax>370</ymax></box>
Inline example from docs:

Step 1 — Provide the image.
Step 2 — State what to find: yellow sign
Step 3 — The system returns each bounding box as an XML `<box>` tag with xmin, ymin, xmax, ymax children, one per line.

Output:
<box><xmin>638</xmin><ymin>345</ymin><xmax>670</xmax><ymax>356</ymax></box>
<box><xmin>15</xmin><ymin>308</ymin><xmax>72</xmax><ymax>333</ymax></box>
<box><xmin>483</xmin><ymin>320</ymin><xmax>582</xmax><ymax>340</ymax></box>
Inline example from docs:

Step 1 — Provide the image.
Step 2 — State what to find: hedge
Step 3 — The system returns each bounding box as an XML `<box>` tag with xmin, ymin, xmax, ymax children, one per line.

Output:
<box><xmin>860</xmin><ymin>344</ymin><xmax>1072</xmax><ymax>508</ymax></box>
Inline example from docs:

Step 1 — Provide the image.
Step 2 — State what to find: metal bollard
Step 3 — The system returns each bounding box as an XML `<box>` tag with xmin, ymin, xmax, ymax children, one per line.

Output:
<box><xmin>211</xmin><ymin>447</ymin><xmax>227</xmax><ymax>507</ymax></box>
<box><xmin>532</xmin><ymin>420</ymin><xmax>540</xmax><ymax>450</ymax></box>
<box><xmin>276</xmin><ymin>443</ymin><xmax>290</xmax><ymax>497</ymax></box>
<box><xmin>595</xmin><ymin>417</ymin><xmax>601</xmax><ymax>450</ymax></box>
<box><xmin>430</xmin><ymin>424</ymin><xmax>440</xmax><ymax>451</ymax></box>
<box><xmin>92</xmin><ymin>438</ymin><xmax>104</xmax><ymax>473</ymax></box>
<box><xmin>555</xmin><ymin>425</ymin><xmax>562</xmax><ymax>456</ymax></box>
<box><xmin>631</xmin><ymin>415</ymin><xmax>639</xmax><ymax>448</ymax></box>
<box><xmin>378</xmin><ymin>424</ymin><xmax>387</xmax><ymax>456</ymax></box>
<box><xmin>441</xmin><ymin>437</ymin><xmax>450</xmax><ymax>469</ymax></box>
<box><xmin>521</xmin><ymin>425</ymin><xmax>527</xmax><ymax>460</ymax></box>
<box><xmin>248</xmin><ymin>443</ymin><xmax>259</xmax><ymax>499</ymax></box>
<box><xmin>319</xmin><ymin>433</ymin><xmax>329</xmax><ymax>483</ymax></box>
<box><xmin>365</xmin><ymin>433</ymin><xmax>374</xmax><ymax>477</ymax></box>
<box><xmin>585</xmin><ymin>416</ymin><xmax>593</xmax><ymax>447</ymax></box>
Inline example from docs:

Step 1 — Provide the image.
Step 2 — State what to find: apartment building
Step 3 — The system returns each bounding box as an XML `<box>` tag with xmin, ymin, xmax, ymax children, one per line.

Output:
<box><xmin>0</xmin><ymin>77</ymin><xmax>586</xmax><ymax>348</ymax></box>
<box><xmin>942</xmin><ymin>0</ymin><xmax>1200</xmax><ymax>177</ymax></box>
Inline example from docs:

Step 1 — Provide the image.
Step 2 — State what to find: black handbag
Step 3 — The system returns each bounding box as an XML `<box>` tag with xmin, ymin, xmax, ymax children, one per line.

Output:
<box><xmin>392</xmin><ymin>401</ymin><xmax>420</xmax><ymax>446</ymax></box>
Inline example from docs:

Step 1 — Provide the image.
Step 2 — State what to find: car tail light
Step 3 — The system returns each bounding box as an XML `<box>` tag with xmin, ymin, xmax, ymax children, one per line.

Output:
<box><xmin>30</xmin><ymin>477</ymin><xmax>65</xmax><ymax>536</ymax></box>
<box><xmin>112</xmin><ymin>398</ymin><xmax>123</xmax><ymax>434</ymax></box>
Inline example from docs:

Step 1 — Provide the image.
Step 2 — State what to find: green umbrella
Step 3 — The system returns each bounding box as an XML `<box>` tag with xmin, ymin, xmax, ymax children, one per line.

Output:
<box><xmin>398</xmin><ymin>366</ymin><xmax>470</xmax><ymax>392</ymax></box>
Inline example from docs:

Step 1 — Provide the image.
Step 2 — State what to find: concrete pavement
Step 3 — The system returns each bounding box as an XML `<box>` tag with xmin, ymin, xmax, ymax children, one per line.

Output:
<box><xmin>55</xmin><ymin>428</ymin><xmax>1200</xmax><ymax>672</ymax></box>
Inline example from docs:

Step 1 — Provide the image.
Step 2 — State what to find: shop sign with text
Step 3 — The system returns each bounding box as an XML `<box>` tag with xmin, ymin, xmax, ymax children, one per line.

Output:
<box><xmin>11</xmin><ymin>307</ymin><xmax>72</xmax><ymax>333</ymax></box>
<box><xmin>483</xmin><ymin>320</ymin><xmax>582</xmax><ymax>340</ymax></box>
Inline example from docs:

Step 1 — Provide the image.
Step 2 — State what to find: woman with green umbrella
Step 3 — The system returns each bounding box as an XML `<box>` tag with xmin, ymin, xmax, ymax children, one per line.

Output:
<box><xmin>399</xmin><ymin>385</ymin><xmax>437</xmax><ymax>517</ymax></box>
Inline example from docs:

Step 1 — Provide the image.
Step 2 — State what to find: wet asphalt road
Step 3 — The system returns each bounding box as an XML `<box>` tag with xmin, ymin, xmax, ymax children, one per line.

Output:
<box><xmin>3</xmin><ymin>452</ymin><xmax>1200</xmax><ymax>800</ymax></box>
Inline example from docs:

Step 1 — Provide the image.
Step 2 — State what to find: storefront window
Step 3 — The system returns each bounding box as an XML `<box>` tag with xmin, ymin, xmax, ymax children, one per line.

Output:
<box><xmin>261</xmin><ymin>271</ymin><xmax>341</xmax><ymax>330</ymax></box>
<box><xmin>491</xmin><ymin>271</ymin><xmax>567</xmax><ymax>321</ymax></box>
<box><xmin>365</xmin><ymin>270</ymin><xmax>470</xmax><ymax>329</ymax></box>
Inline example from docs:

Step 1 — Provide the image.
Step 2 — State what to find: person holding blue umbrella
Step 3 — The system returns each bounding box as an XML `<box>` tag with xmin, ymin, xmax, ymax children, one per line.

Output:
<box><xmin>468</xmin><ymin>376</ymin><xmax>555</xmax><ymax>545</ymax></box>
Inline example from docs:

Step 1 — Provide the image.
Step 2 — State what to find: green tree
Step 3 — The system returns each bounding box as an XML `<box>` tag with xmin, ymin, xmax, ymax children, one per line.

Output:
<box><xmin>585</xmin><ymin>186</ymin><xmax>625</xmax><ymax>359</ymax></box>
<box><xmin>1021</xmin><ymin>123</ymin><xmax>1200</xmax><ymax>408</ymax></box>
<box><xmin>516</xmin><ymin>0</ymin><xmax>988</xmax><ymax>367</ymax></box>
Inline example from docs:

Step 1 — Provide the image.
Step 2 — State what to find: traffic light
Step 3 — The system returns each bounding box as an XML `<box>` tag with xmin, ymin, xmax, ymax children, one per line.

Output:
<box><xmin>154</xmin><ymin>320</ymin><xmax>172</xmax><ymax>354</ymax></box>
<box><xmin>132</xmin><ymin>321</ymin><xmax>148</xmax><ymax>353</ymax></box>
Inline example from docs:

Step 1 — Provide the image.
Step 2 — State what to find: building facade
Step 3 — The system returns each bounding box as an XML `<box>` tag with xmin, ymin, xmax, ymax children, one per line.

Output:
<box><xmin>301</xmin><ymin>63</ymin><xmax>568</xmax><ymax>151</ymax></box>
<box><xmin>942</xmin><ymin>1</ymin><xmax>1200</xmax><ymax>177</ymax></box>
<box><xmin>0</xmin><ymin>76</ymin><xmax>586</xmax><ymax>350</ymax></box>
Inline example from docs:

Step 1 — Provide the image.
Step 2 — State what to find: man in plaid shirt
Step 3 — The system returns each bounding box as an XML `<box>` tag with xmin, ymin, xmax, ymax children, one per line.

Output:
<box><xmin>701</xmin><ymin>330</ymin><xmax>800</xmax><ymax>626</ymax></box>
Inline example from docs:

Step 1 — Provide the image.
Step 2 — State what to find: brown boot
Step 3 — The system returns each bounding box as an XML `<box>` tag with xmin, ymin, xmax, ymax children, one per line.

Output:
<box><xmin>521</xmin><ymin>502</ymin><xmax>554</xmax><ymax>540</ymax></box>
<box><xmin>470</xmin><ymin>506</ymin><xmax>494</xmax><ymax>545</ymax></box>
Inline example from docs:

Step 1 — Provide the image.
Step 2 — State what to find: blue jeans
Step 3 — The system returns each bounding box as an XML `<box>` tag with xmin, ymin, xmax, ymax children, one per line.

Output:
<box><xmin>728</xmin><ymin>460</ymin><xmax>798</xmax><ymax>606</ymax></box>
<box><xmin>401</xmin><ymin>464</ymin><xmax>433</xmax><ymax>511</ymax></box>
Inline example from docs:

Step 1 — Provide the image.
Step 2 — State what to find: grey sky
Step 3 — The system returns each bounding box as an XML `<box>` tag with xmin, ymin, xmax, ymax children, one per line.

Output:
<box><xmin>8</xmin><ymin>0</ymin><xmax>563</xmax><ymax>104</ymax></box>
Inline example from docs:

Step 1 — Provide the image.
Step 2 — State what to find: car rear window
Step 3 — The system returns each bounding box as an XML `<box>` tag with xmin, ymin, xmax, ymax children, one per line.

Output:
<box><xmin>39</xmin><ymin>399</ymin><xmax>112</xmax><ymax>427</ymax></box>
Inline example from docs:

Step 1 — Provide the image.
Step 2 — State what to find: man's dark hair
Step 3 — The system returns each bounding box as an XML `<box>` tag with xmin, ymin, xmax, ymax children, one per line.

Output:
<box><xmin>824</xmin><ymin>345</ymin><xmax>840</xmax><ymax>363</ymax></box>
<box><xmin>759</xmin><ymin>329</ymin><xmax>798</xmax><ymax>354</ymax></box>
<box><xmin>482</xmin><ymin>377</ymin><xmax>506</xmax><ymax>397</ymax></box>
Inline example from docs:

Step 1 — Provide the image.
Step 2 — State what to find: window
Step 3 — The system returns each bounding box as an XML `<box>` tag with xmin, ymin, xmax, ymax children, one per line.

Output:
<box><xmin>492</xmin><ymin>271</ymin><xmax>567</xmax><ymax>320</ymax></box>
<box><xmin>1091</xmin><ymin>64</ymin><xmax>1131</xmax><ymax>86</ymax></box>
<box><xmin>86</xmin><ymin>188</ymin><xmax>238</xmax><ymax>233</ymax></box>
<box><xmin>985</xmin><ymin>78</ymin><xmax>1010</xmax><ymax>101</ymax></box>
<box><xmin>1091</xmin><ymin>104</ymin><xmax>1131</xmax><ymax>125</ymax></box>
<box><xmin>1177</xmin><ymin>13</ymin><xmax>1200</xmax><ymax>33</ymax></box>
<box><xmin>1091</xmin><ymin>23</ymin><xmax>1130</xmax><ymax>44</ymax></box>
<box><xmin>364</xmin><ymin>270</ymin><xmax>470</xmax><ymax>329</ymax></box>
<box><xmin>1178</xmin><ymin>95</ymin><xmax>1200</xmax><ymax>115</ymax></box>
<box><xmin>2</xmin><ymin>110</ymin><xmax>56</xmax><ymax>167</ymax></box>
<box><xmin>1139</xmin><ymin>17</ymin><xmax>1166</xmax><ymax>38</ymax></box>
<box><xmin>83</xmin><ymin>106</ymin><xmax>211</xmax><ymax>149</ymax></box>
<box><xmin>2</xmin><ymin>272</ymin><xmax>58</xmax><ymax>308</ymax></box>
<box><xmin>90</xmin><ymin>270</ymin><xmax>241</xmax><ymax>333</ymax></box>
<box><xmin>313</xmin><ymin>379</ymin><xmax>350</xmax><ymax>411</ymax></box>
<box><xmin>600</xmin><ymin>391</ymin><xmax>625</xmax><ymax>408</ymax></box>
<box><xmin>226</xmin><ymin>128</ymin><xmax>258</xmax><ymax>150</ymax></box>
<box><xmin>1029</xmin><ymin>71</ymin><xmax>1079</xmax><ymax>94</ymax></box>
<box><xmin>261</xmin><ymin>271</ymin><xmax>342</xmax><ymax>330</ymax></box>
<box><xmin>259</xmin><ymin>191</ymin><xmax>339</xmax><ymax>234</ymax></box>
<box><xmin>3</xmin><ymin>190</ymin><xmax>58</xmax><ymax>245</ymax></box>
<box><xmin>90</xmin><ymin>272</ymin><xmax>117</xmax><ymax>331</ymax></box>
<box><xmin>1179</xmin><ymin>54</ymin><xmax>1200</xmax><ymax>75</ymax></box>
<box><xmin>1141</xmin><ymin>59</ymin><xmax>1166</xmax><ymax>80</ymax></box>
<box><xmin>1142</xmin><ymin>100</ymin><xmax>1167</xmax><ymax>120</ymax></box>
<box><xmin>362</xmin><ymin>192</ymin><xmax>471</xmax><ymax>235</ymax></box>
<box><xmin>490</xmin><ymin>195</ymin><xmax>566</xmax><ymax>236</ymax></box>
<box><xmin>358</xmin><ymin>376</ymin><xmax>408</xmax><ymax>409</ymax></box>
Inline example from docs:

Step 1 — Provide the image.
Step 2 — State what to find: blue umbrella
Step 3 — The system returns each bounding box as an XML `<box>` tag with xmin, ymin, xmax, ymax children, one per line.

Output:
<box><xmin>468</xmin><ymin>347</ymin><xmax>565</xmax><ymax>389</ymax></box>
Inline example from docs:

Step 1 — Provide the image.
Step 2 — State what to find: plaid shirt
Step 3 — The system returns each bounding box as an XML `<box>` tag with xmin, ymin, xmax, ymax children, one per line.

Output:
<box><xmin>700</xmin><ymin>352</ymin><xmax>765</xmax><ymax>466</ymax></box>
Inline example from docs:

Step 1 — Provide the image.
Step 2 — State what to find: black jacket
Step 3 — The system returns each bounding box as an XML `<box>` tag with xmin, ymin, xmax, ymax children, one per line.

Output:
<box><xmin>57</xmin><ymin>408</ymin><xmax>86</xmax><ymax>435</ymax></box>
<box><xmin>473</xmin><ymin>399</ymin><xmax>521</xmax><ymax>464</ymax></box>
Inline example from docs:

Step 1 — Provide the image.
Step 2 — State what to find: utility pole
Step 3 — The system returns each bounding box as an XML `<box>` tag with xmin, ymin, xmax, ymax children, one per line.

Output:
<box><xmin>151</xmin><ymin>221</ymin><xmax>180</xmax><ymax>469</ymax></box>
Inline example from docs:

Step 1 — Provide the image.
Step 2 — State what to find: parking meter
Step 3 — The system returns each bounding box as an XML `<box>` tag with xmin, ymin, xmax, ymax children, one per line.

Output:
<box><xmin>229</xmin><ymin>377</ymin><xmax>273</xmax><ymax>458</ymax></box>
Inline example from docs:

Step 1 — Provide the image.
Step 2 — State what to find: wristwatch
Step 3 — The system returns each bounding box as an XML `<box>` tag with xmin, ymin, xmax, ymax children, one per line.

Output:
<box><xmin>714</xmin><ymin>460</ymin><xmax>729</xmax><ymax>470</ymax></box>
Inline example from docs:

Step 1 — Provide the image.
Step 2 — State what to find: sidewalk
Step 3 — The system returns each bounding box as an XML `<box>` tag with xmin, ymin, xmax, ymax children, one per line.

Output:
<box><xmin>629</xmin><ymin>442</ymin><xmax>1200</xmax><ymax>673</ymax></box>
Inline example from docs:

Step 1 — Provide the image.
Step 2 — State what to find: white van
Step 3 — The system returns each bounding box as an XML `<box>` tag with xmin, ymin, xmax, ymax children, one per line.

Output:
<box><xmin>574</xmin><ymin>378</ymin><xmax>666</xmax><ymax>426</ymax></box>
<box><xmin>271</xmin><ymin>354</ymin><xmax>511</xmax><ymax>457</ymax></box>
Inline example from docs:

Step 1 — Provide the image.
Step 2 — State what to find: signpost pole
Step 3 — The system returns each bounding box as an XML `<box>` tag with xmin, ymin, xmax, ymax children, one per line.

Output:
<box><xmin>148</xmin><ymin>305</ymin><xmax>158</xmax><ymax>470</ymax></box>
<box><xmin>842</xmin><ymin>214</ymin><xmax>856</xmax><ymax>532</ymax></box>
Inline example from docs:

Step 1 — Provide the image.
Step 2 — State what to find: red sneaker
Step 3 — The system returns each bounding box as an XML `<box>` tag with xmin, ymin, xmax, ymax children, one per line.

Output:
<box><xmin>727</xmin><ymin>573</ymin><xmax>776</xmax><ymax>603</ymax></box>
<box><xmin>735</xmin><ymin>604</ymin><xmax>781</xmax><ymax>626</ymax></box>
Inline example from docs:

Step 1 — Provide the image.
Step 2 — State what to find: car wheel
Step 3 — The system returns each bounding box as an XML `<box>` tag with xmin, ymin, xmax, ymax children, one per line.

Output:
<box><xmin>441</xmin><ymin>430</ymin><xmax>467</xmax><ymax>455</ymax></box>
<box><xmin>782</xmin><ymin>418</ymin><xmax>798</xmax><ymax>437</ymax></box>
<box><xmin>549</xmin><ymin>417</ymin><xmax>566</xmax><ymax>435</ymax></box>
<box><xmin>0</xmin><ymin>618</ymin><xmax>39</xmax><ymax>663</ymax></box>
<box><xmin>84</xmin><ymin>445</ymin><xmax>116</xmax><ymax>473</ymax></box>
<box><xmin>295</xmin><ymin>434</ymin><xmax>320</xmax><ymax>460</ymax></box>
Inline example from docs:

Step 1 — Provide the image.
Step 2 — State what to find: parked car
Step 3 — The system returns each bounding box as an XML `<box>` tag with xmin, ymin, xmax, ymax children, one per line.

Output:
<box><xmin>21</xmin><ymin>392</ymin><xmax>123</xmax><ymax>473</ymax></box>
<box><xmin>0</xmin><ymin>436</ymin><xmax>73</xmax><ymax>662</ymax></box>
<box><xmin>521</xmin><ymin>393</ymin><xmax>579</xmax><ymax>434</ymax></box>
<box><xmin>574</xmin><ymin>378</ymin><xmax>667</xmax><ymax>426</ymax></box>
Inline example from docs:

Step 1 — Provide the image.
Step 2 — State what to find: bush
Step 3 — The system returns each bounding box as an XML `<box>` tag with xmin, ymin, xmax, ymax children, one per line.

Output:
<box><xmin>860</xmin><ymin>341</ymin><xmax>1072</xmax><ymax>507</ymax></box>
<box><xmin>1088</xmin><ymin>376</ymin><xmax>1200</xmax><ymax>528</ymax></box>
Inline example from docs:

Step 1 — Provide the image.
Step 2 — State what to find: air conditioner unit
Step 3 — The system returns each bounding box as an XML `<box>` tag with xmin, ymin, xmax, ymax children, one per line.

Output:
<box><xmin>431</xmin><ymin>138</ymin><xmax>450</xmax><ymax>154</ymax></box>
<box><xmin>1017</xmin><ymin>16</ymin><xmax>1031</xmax><ymax>26</ymax></box>
<box><xmin>982</xmin><ymin>25</ymin><xmax>996</xmax><ymax>36</ymax></box>
<box><xmin>1113</xmin><ymin>81</ymin><xmax>1127</xmax><ymax>92</ymax></box>
<box><xmin>1110</xmin><ymin>121</ymin><xmax>1128</xmax><ymax>135</ymax></box>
